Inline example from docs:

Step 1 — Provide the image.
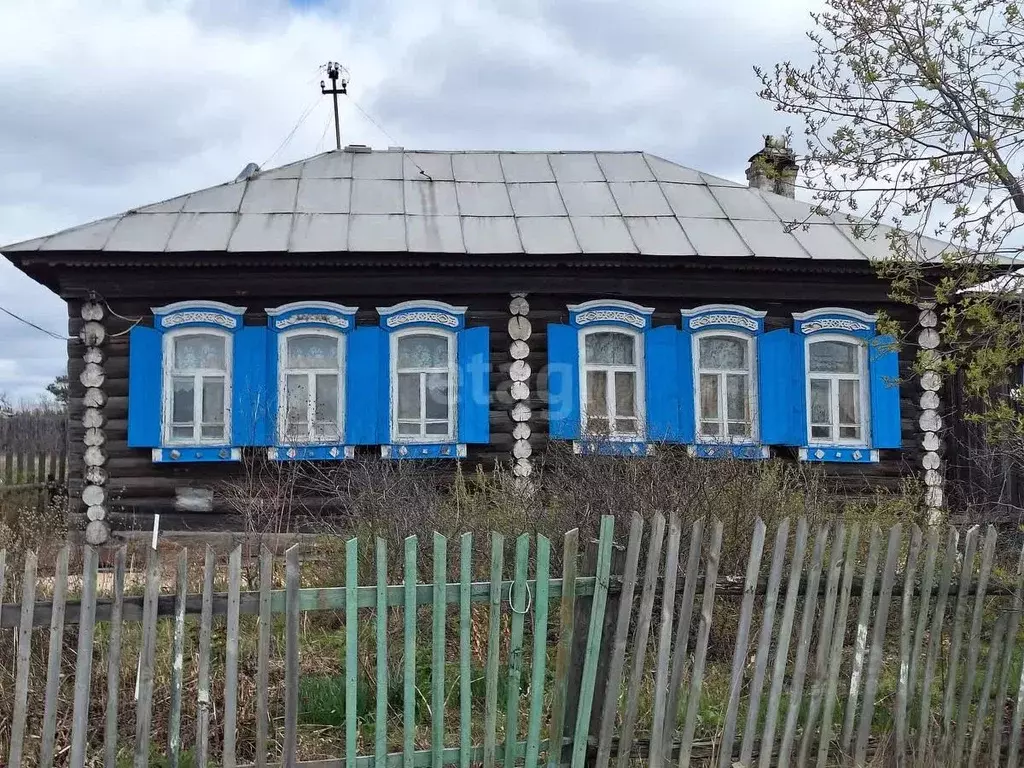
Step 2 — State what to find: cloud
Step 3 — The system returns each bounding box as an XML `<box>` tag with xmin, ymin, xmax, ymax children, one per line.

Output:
<box><xmin>0</xmin><ymin>0</ymin><xmax>819</xmax><ymax>400</ymax></box>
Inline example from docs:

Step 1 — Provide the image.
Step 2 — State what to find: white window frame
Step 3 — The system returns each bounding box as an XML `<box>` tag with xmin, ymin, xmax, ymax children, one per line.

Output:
<box><xmin>693</xmin><ymin>329</ymin><xmax>758</xmax><ymax>444</ymax></box>
<box><xmin>578</xmin><ymin>325</ymin><xmax>646</xmax><ymax>440</ymax></box>
<box><xmin>162</xmin><ymin>327</ymin><xmax>232</xmax><ymax>445</ymax></box>
<box><xmin>805</xmin><ymin>333</ymin><xmax>870</xmax><ymax>446</ymax></box>
<box><xmin>390</xmin><ymin>327</ymin><xmax>458</xmax><ymax>443</ymax></box>
<box><xmin>278</xmin><ymin>328</ymin><xmax>345</xmax><ymax>445</ymax></box>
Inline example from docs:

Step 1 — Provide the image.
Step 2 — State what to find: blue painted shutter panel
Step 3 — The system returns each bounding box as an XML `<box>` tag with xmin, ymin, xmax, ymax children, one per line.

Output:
<box><xmin>127</xmin><ymin>326</ymin><xmax>162</xmax><ymax>448</ymax></box>
<box><xmin>758</xmin><ymin>329</ymin><xmax>801</xmax><ymax>445</ymax></box>
<box><xmin>644</xmin><ymin>326</ymin><xmax>682</xmax><ymax>441</ymax></box>
<box><xmin>547</xmin><ymin>324</ymin><xmax>580</xmax><ymax>440</ymax></box>
<box><xmin>346</xmin><ymin>327</ymin><xmax>383</xmax><ymax>445</ymax></box>
<box><xmin>791</xmin><ymin>333</ymin><xmax>808</xmax><ymax>445</ymax></box>
<box><xmin>676</xmin><ymin>329</ymin><xmax>695</xmax><ymax>443</ymax></box>
<box><xmin>232</xmin><ymin>326</ymin><xmax>270</xmax><ymax>446</ymax></box>
<box><xmin>265</xmin><ymin>331</ymin><xmax>279</xmax><ymax>444</ymax></box>
<box><xmin>870</xmin><ymin>334</ymin><xmax>902</xmax><ymax>449</ymax></box>
<box><xmin>458</xmin><ymin>326</ymin><xmax>491</xmax><ymax>444</ymax></box>
<box><xmin>377</xmin><ymin>329</ymin><xmax>392</xmax><ymax>443</ymax></box>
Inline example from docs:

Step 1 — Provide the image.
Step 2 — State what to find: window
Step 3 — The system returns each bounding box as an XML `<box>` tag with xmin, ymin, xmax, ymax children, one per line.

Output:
<box><xmin>164</xmin><ymin>330</ymin><xmax>231</xmax><ymax>444</ymax></box>
<box><xmin>280</xmin><ymin>330</ymin><xmax>343</xmax><ymax>444</ymax></box>
<box><xmin>580</xmin><ymin>328</ymin><xmax>644</xmax><ymax>438</ymax></box>
<box><xmin>696</xmin><ymin>333</ymin><xmax>755</xmax><ymax>441</ymax></box>
<box><xmin>392</xmin><ymin>330</ymin><xmax>456</xmax><ymax>441</ymax></box>
<box><xmin>807</xmin><ymin>337</ymin><xmax>867</xmax><ymax>444</ymax></box>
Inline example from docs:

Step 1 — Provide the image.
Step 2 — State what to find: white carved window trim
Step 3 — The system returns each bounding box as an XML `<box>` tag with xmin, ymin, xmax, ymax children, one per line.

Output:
<box><xmin>693</xmin><ymin>329</ymin><xmax>758</xmax><ymax>444</ymax></box>
<box><xmin>277</xmin><ymin>328</ymin><xmax>346</xmax><ymax>445</ymax></box>
<box><xmin>805</xmin><ymin>333</ymin><xmax>870</xmax><ymax>446</ymax></box>
<box><xmin>390</xmin><ymin>327</ymin><xmax>458</xmax><ymax>443</ymax></box>
<box><xmin>578</xmin><ymin>325</ymin><xmax>646</xmax><ymax>440</ymax></box>
<box><xmin>162</xmin><ymin>328</ymin><xmax>233</xmax><ymax>445</ymax></box>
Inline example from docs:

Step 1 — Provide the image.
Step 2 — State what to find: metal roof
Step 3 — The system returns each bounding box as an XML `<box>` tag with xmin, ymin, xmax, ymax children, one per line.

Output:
<box><xmin>0</xmin><ymin>149</ymin><xmax>953</xmax><ymax>262</ymax></box>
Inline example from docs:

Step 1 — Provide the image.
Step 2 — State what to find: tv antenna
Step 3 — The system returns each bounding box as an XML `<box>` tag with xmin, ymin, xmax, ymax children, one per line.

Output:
<box><xmin>321</xmin><ymin>61</ymin><xmax>348</xmax><ymax>150</ymax></box>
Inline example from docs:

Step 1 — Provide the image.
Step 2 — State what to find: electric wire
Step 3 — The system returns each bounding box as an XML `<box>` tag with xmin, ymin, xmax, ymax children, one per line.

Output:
<box><xmin>263</xmin><ymin>96</ymin><xmax>322</xmax><ymax>169</ymax></box>
<box><xmin>350</xmin><ymin>97</ymin><xmax>432</xmax><ymax>180</ymax></box>
<box><xmin>0</xmin><ymin>305</ymin><xmax>68</xmax><ymax>341</ymax></box>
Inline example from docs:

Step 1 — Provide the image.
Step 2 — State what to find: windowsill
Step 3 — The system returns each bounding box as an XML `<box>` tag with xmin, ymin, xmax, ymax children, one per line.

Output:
<box><xmin>268</xmin><ymin>445</ymin><xmax>356</xmax><ymax>461</ymax></box>
<box><xmin>799</xmin><ymin>446</ymin><xmax>879</xmax><ymax>463</ymax></box>
<box><xmin>689</xmin><ymin>444</ymin><xmax>768</xmax><ymax>460</ymax></box>
<box><xmin>152</xmin><ymin>446</ymin><xmax>241</xmax><ymax>463</ymax></box>
<box><xmin>573</xmin><ymin>440</ymin><xmax>654</xmax><ymax>457</ymax></box>
<box><xmin>381</xmin><ymin>443</ymin><xmax>467</xmax><ymax>459</ymax></box>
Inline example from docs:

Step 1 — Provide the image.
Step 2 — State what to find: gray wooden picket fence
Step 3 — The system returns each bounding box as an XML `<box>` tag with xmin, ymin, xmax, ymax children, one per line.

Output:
<box><xmin>0</xmin><ymin>514</ymin><xmax>1023</xmax><ymax>767</ymax></box>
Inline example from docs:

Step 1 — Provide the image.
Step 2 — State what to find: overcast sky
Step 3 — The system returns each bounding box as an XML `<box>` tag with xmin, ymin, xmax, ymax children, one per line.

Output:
<box><xmin>0</xmin><ymin>0</ymin><xmax>819</xmax><ymax>402</ymax></box>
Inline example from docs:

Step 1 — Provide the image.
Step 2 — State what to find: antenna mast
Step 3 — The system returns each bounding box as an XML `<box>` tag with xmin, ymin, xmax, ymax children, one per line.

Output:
<box><xmin>320</xmin><ymin>61</ymin><xmax>348</xmax><ymax>150</ymax></box>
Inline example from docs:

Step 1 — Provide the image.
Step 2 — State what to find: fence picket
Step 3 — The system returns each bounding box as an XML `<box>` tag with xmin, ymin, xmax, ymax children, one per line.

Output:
<box><xmin>39</xmin><ymin>546</ymin><xmax>69</xmax><ymax>768</ymax></box>
<box><xmin>993</xmin><ymin>539</ymin><xmax>1024</xmax><ymax>761</ymax></box>
<box><xmin>169</xmin><ymin>548</ymin><xmax>189</xmax><ymax>768</ymax></box>
<box><xmin>649</xmin><ymin>514</ymin><xmax>683</xmax><ymax>768</ymax></box>
<box><xmin>134</xmin><ymin>546</ymin><xmax>161</xmax><ymax>768</ymax></box>
<box><xmin>9</xmin><ymin>551</ymin><xmax>38</xmax><ymax>768</ymax></box>
<box><xmin>798</xmin><ymin>523</ymin><xmax>847</xmax><ymax>768</ymax></box>
<box><xmin>779</xmin><ymin>525</ymin><xmax>829</xmax><ymax>767</ymax></box>
<box><xmin>431</xmin><ymin>533</ymin><xmax>449</xmax><ymax>768</ymax></box>
<box><xmin>678</xmin><ymin>519</ymin><xmax>724</xmax><ymax>768</ymax></box>
<box><xmin>918</xmin><ymin>528</ymin><xmax>958</xmax><ymax>754</ymax></box>
<box><xmin>907</xmin><ymin>528</ymin><xmax>940</xmax><ymax>715</ymax></box>
<box><xmin>968</xmin><ymin>614</ymin><xmax>1006</xmax><ymax>768</ymax></box>
<box><xmin>664</xmin><ymin>517</ymin><xmax>705</xmax><ymax>749</ymax></box>
<box><xmin>595</xmin><ymin>513</ymin><xmax>644</xmax><ymax>768</ymax></box>
<box><xmin>894</xmin><ymin>526</ymin><xmax>923</xmax><ymax>767</ymax></box>
<box><xmin>758</xmin><ymin>517</ymin><xmax>809</xmax><ymax>768</ymax></box>
<box><xmin>104</xmin><ymin>547</ymin><xmax>127</xmax><ymax>768</ymax></box>
<box><xmin>718</xmin><ymin>518</ymin><xmax>766</xmax><ymax>768</ymax></box>
<box><xmin>840</xmin><ymin>526</ymin><xmax>883</xmax><ymax>755</ymax></box>
<box><xmin>546</xmin><ymin>528</ymin><xmax>579</xmax><ymax>768</ymax></box>
<box><xmin>942</xmin><ymin>526</ymin><xmax>980</xmax><ymax>742</ymax></box>
<box><xmin>348</xmin><ymin>537</ymin><xmax>361</xmax><ymax>768</ymax></box>
<box><xmin>735</xmin><ymin>518</ymin><xmax>789</xmax><ymax>765</ymax></box>
<box><xmin>223</xmin><ymin>546</ymin><xmax>242</xmax><ymax>768</ymax></box>
<box><xmin>197</xmin><ymin>546</ymin><xmax>216</xmax><ymax>768</ymax></box>
<box><xmin>379</xmin><ymin>538</ymin><xmax>392</xmax><ymax>768</ymax></box>
<box><xmin>525</xmin><ymin>534</ymin><xmax>552</xmax><ymax>768</ymax></box>
<box><xmin>405</xmin><ymin>535</ymin><xmax>420</xmax><ymax>768</ymax></box>
<box><xmin>1008</xmin><ymin>632</ymin><xmax>1024</xmax><ymax>768</ymax></box>
<box><xmin>853</xmin><ymin>523</ymin><xmax>903</xmax><ymax>767</ymax></box>
<box><xmin>616</xmin><ymin>512</ymin><xmax>666</xmax><ymax>768</ymax></box>
<box><xmin>283</xmin><ymin>545</ymin><xmax>300</xmax><ymax>768</ymax></box>
<box><xmin>257</xmin><ymin>547</ymin><xmax>274</xmax><ymax>768</ymax></box>
<box><xmin>504</xmin><ymin>534</ymin><xmax>530</xmax><ymax>765</ymax></box>
<box><xmin>483</xmin><ymin>532</ymin><xmax>504</xmax><ymax>768</ymax></box>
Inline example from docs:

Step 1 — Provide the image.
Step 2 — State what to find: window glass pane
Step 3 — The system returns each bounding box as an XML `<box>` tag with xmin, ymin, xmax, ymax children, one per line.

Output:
<box><xmin>614</xmin><ymin>372</ymin><xmax>636</xmax><ymax>417</ymax></box>
<box><xmin>728</xmin><ymin>421</ymin><xmax>750</xmax><ymax>437</ymax></box>
<box><xmin>587</xmin><ymin>417</ymin><xmax>610</xmax><ymax>434</ymax></box>
<box><xmin>425</xmin><ymin>373</ymin><xmax>449</xmax><ymax>420</ymax></box>
<box><xmin>171</xmin><ymin>425</ymin><xmax>192</xmax><ymax>439</ymax></box>
<box><xmin>585</xmin><ymin>332</ymin><xmax>634</xmax><ymax>365</ymax></box>
<box><xmin>315</xmin><ymin>375</ymin><xmax>339</xmax><ymax>438</ymax></box>
<box><xmin>174</xmin><ymin>334</ymin><xmax>225</xmax><ymax>370</ymax></box>
<box><xmin>171</xmin><ymin>377</ymin><xmax>194</xmax><ymax>424</ymax></box>
<box><xmin>398</xmin><ymin>334</ymin><xmax>449</xmax><ymax>368</ymax></box>
<box><xmin>700</xmin><ymin>374</ymin><xmax>719</xmax><ymax>420</ymax></box>
<box><xmin>700</xmin><ymin>421</ymin><xmax>720</xmax><ymax>437</ymax></box>
<box><xmin>397</xmin><ymin>373</ymin><xmax>420</xmax><ymax>419</ymax></box>
<box><xmin>201</xmin><ymin>425</ymin><xmax>224</xmax><ymax>440</ymax></box>
<box><xmin>839</xmin><ymin>425</ymin><xmax>860</xmax><ymax>439</ymax></box>
<box><xmin>586</xmin><ymin>371</ymin><xmax>608</xmax><ymax>417</ymax></box>
<box><xmin>809</xmin><ymin>340</ymin><xmax>859</xmax><ymax>373</ymax></box>
<box><xmin>398</xmin><ymin>422</ymin><xmax>419</xmax><ymax>436</ymax></box>
<box><xmin>615</xmin><ymin>417</ymin><xmax>638</xmax><ymax>434</ymax></box>
<box><xmin>726</xmin><ymin>374</ymin><xmax>748</xmax><ymax>421</ymax></box>
<box><xmin>202</xmin><ymin>378</ymin><xmax>225</xmax><ymax>424</ymax></box>
<box><xmin>426</xmin><ymin>422</ymin><xmax>449</xmax><ymax>435</ymax></box>
<box><xmin>810</xmin><ymin>378</ymin><xmax>831</xmax><ymax>424</ymax></box>
<box><xmin>287</xmin><ymin>334</ymin><xmax>338</xmax><ymax>369</ymax></box>
<box><xmin>811</xmin><ymin>425</ymin><xmax>832</xmax><ymax>439</ymax></box>
<box><xmin>286</xmin><ymin>374</ymin><xmax>308</xmax><ymax>432</ymax></box>
<box><xmin>838</xmin><ymin>379</ymin><xmax>859</xmax><ymax>425</ymax></box>
<box><xmin>699</xmin><ymin>336</ymin><xmax>747</xmax><ymax>370</ymax></box>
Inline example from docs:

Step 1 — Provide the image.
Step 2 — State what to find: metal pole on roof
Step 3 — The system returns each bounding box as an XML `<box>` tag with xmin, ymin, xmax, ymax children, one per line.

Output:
<box><xmin>320</xmin><ymin>61</ymin><xmax>347</xmax><ymax>150</ymax></box>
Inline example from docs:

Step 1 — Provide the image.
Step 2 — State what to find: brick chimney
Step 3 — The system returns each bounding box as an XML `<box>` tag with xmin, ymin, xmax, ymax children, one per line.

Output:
<box><xmin>745</xmin><ymin>135</ymin><xmax>798</xmax><ymax>198</ymax></box>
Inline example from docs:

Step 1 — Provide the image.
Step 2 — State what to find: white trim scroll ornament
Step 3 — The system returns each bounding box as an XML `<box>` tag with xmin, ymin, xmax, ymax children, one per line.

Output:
<box><xmin>800</xmin><ymin>318</ymin><xmax>870</xmax><ymax>334</ymax></box>
<box><xmin>574</xmin><ymin>309</ymin><xmax>646</xmax><ymax>329</ymax></box>
<box><xmin>689</xmin><ymin>314</ymin><xmax>759</xmax><ymax>332</ymax></box>
<box><xmin>162</xmin><ymin>311</ymin><xmax>238</xmax><ymax>330</ymax></box>
<box><xmin>385</xmin><ymin>311</ymin><xmax>460</xmax><ymax>329</ymax></box>
<box><xmin>275</xmin><ymin>313</ymin><xmax>351</xmax><ymax>330</ymax></box>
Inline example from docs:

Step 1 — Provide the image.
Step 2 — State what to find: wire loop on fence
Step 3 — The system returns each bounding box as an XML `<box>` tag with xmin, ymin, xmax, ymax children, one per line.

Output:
<box><xmin>508</xmin><ymin>578</ymin><xmax>533</xmax><ymax>614</ymax></box>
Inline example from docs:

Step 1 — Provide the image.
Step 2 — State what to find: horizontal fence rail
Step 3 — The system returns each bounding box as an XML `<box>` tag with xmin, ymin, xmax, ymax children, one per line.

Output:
<box><xmin>0</xmin><ymin>515</ymin><xmax>1021</xmax><ymax>768</ymax></box>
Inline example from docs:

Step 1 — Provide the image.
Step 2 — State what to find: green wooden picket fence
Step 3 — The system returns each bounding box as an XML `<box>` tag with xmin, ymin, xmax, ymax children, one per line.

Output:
<box><xmin>2</xmin><ymin>514</ymin><xmax>1024</xmax><ymax>767</ymax></box>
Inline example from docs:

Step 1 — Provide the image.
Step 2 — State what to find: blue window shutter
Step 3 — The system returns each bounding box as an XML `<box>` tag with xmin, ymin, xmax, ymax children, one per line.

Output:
<box><xmin>547</xmin><ymin>324</ymin><xmax>580</xmax><ymax>440</ymax></box>
<box><xmin>676</xmin><ymin>328</ymin><xmax>695</xmax><ymax>443</ymax></box>
<box><xmin>758</xmin><ymin>329</ymin><xmax>801</xmax><ymax>445</ymax></box>
<box><xmin>458</xmin><ymin>326</ymin><xmax>491</xmax><ymax>444</ymax></box>
<box><xmin>127</xmin><ymin>326</ymin><xmax>162</xmax><ymax>448</ymax></box>
<box><xmin>378</xmin><ymin>329</ymin><xmax>392</xmax><ymax>443</ymax></box>
<box><xmin>346</xmin><ymin>327</ymin><xmax>383</xmax><ymax>445</ymax></box>
<box><xmin>232</xmin><ymin>326</ymin><xmax>270</xmax><ymax>446</ymax></box>
<box><xmin>870</xmin><ymin>335</ymin><xmax>902</xmax><ymax>449</ymax></box>
<box><xmin>792</xmin><ymin>333</ymin><xmax>808</xmax><ymax>445</ymax></box>
<box><xmin>265</xmin><ymin>330</ymin><xmax>279</xmax><ymax>443</ymax></box>
<box><xmin>644</xmin><ymin>326</ymin><xmax>681</xmax><ymax>441</ymax></box>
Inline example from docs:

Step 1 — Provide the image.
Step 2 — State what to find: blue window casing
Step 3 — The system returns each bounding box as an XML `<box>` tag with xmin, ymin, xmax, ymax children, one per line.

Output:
<box><xmin>376</xmin><ymin>300</ymin><xmax>489</xmax><ymax>459</ymax></box>
<box><xmin>681</xmin><ymin>304</ymin><xmax>769</xmax><ymax>460</ymax></box>
<box><xmin>548</xmin><ymin>300</ymin><xmax>680</xmax><ymax>456</ymax></box>
<box><xmin>128</xmin><ymin>300</ymin><xmax>251</xmax><ymax>463</ymax></box>
<box><xmin>265</xmin><ymin>301</ymin><xmax>358</xmax><ymax>462</ymax></box>
<box><xmin>793</xmin><ymin>308</ymin><xmax>902</xmax><ymax>463</ymax></box>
